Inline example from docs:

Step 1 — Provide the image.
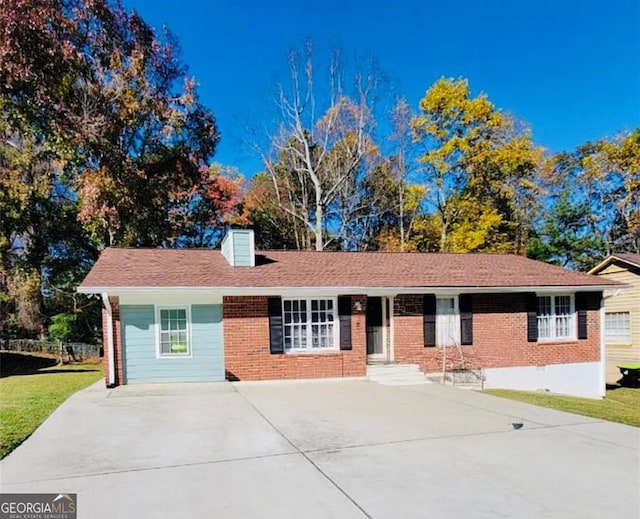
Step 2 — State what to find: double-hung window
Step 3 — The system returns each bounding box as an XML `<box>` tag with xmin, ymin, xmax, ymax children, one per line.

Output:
<box><xmin>158</xmin><ymin>308</ymin><xmax>190</xmax><ymax>356</ymax></box>
<box><xmin>537</xmin><ymin>295</ymin><xmax>575</xmax><ymax>341</ymax></box>
<box><xmin>605</xmin><ymin>312</ymin><xmax>631</xmax><ymax>343</ymax></box>
<box><xmin>436</xmin><ymin>296</ymin><xmax>460</xmax><ymax>346</ymax></box>
<box><xmin>283</xmin><ymin>298</ymin><xmax>336</xmax><ymax>352</ymax></box>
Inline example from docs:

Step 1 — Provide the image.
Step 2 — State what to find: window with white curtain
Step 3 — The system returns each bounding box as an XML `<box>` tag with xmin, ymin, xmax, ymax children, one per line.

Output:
<box><xmin>283</xmin><ymin>298</ymin><xmax>336</xmax><ymax>352</ymax></box>
<box><xmin>537</xmin><ymin>295</ymin><xmax>575</xmax><ymax>341</ymax></box>
<box><xmin>436</xmin><ymin>296</ymin><xmax>460</xmax><ymax>346</ymax></box>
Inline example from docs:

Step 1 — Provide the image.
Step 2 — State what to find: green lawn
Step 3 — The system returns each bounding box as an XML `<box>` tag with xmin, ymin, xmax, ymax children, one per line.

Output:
<box><xmin>483</xmin><ymin>387</ymin><xmax>640</xmax><ymax>427</ymax></box>
<box><xmin>0</xmin><ymin>353</ymin><xmax>103</xmax><ymax>458</ymax></box>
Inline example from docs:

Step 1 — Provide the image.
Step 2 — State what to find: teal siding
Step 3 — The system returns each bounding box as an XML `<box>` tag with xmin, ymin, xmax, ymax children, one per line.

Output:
<box><xmin>232</xmin><ymin>231</ymin><xmax>252</xmax><ymax>266</ymax></box>
<box><xmin>121</xmin><ymin>304</ymin><xmax>224</xmax><ymax>383</ymax></box>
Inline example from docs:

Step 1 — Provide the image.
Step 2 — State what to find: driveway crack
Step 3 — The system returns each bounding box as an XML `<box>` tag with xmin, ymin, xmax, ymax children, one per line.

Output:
<box><xmin>234</xmin><ymin>387</ymin><xmax>372</xmax><ymax>519</ymax></box>
<box><xmin>3</xmin><ymin>451</ymin><xmax>297</xmax><ymax>485</ymax></box>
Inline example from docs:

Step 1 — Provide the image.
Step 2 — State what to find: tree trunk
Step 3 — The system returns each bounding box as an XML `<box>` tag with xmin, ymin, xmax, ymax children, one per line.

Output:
<box><xmin>399</xmin><ymin>186</ymin><xmax>405</xmax><ymax>252</ymax></box>
<box><xmin>440</xmin><ymin>225</ymin><xmax>447</xmax><ymax>252</ymax></box>
<box><xmin>315</xmin><ymin>202</ymin><xmax>323</xmax><ymax>251</ymax></box>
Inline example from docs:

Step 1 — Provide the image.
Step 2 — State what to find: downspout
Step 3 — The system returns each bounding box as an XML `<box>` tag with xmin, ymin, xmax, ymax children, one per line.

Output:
<box><xmin>101</xmin><ymin>293</ymin><xmax>116</xmax><ymax>387</ymax></box>
<box><xmin>599</xmin><ymin>295</ymin><xmax>606</xmax><ymax>398</ymax></box>
<box><xmin>389</xmin><ymin>295</ymin><xmax>395</xmax><ymax>363</ymax></box>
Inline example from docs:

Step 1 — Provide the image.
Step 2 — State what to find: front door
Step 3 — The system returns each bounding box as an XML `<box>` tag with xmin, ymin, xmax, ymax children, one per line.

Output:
<box><xmin>367</xmin><ymin>297</ymin><xmax>384</xmax><ymax>360</ymax></box>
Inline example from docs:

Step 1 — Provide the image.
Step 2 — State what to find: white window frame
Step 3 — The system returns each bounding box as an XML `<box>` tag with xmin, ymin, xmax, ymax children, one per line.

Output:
<box><xmin>436</xmin><ymin>295</ymin><xmax>461</xmax><ymax>347</ymax></box>
<box><xmin>282</xmin><ymin>297</ymin><xmax>338</xmax><ymax>353</ymax></box>
<box><xmin>155</xmin><ymin>306</ymin><xmax>193</xmax><ymax>359</ymax></box>
<box><xmin>605</xmin><ymin>312</ymin><xmax>631</xmax><ymax>343</ymax></box>
<box><xmin>537</xmin><ymin>294</ymin><xmax>576</xmax><ymax>342</ymax></box>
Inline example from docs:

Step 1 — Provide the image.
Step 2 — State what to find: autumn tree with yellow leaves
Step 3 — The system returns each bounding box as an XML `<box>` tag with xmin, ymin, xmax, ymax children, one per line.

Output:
<box><xmin>409</xmin><ymin>78</ymin><xmax>544</xmax><ymax>253</ymax></box>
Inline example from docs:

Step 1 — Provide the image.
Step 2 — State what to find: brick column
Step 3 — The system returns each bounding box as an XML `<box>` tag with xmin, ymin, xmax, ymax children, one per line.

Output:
<box><xmin>343</xmin><ymin>295</ymin><xmax>367</xmax><ymax>376</ymax></box>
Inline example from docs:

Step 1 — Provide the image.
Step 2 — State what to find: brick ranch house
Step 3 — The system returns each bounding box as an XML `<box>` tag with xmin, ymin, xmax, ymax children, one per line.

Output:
<box><xmin>78</xmin><ymin>229</ymin><xmax>622</xmax><ymax>398</ymax></box>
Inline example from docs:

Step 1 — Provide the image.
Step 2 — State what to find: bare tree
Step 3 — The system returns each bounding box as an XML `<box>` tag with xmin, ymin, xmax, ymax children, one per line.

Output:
<box><xmin>261</xmin><ymin>44</ymin><xmax>381</xmax><ymax>250</ymax></box>
<box><xmin>389</xmin><ymin>97</ymin><xmax>415</xmax><ymax>250</ymax></box>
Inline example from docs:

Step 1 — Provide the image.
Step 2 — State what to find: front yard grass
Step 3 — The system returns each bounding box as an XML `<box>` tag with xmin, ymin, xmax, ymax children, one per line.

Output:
<box><xmin>484</xmin><ymin>387</ymin><xmax>640</xmax><ymax>427</ymax></box>
<box><xmin>0</xmin><ymin>353</ymin><xmax>103</xmax><ymax>458</ymax></box>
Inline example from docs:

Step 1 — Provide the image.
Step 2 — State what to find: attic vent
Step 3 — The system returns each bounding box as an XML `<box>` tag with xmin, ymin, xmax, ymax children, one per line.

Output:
<box><xmin>221</xmin><ymin>229</ymin><xmax>255</xmax><ymax>267</ymax></box>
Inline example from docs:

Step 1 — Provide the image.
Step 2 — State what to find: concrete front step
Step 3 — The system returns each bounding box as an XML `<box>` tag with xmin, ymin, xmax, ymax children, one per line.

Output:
<box><xmin>425</xmin><ymin>374</ymin><xmax>484</xmax><ymax>390</ymax></box>
<box><xmin>367</xmin><ymin>367</ymin><xmax>423</xmax><ymax>377</ymax></box>
<box><xmin>367</xmin><ymin>367</ymin><xmax>423</xmax><ymax>376</ymax></box>
<box><xmin>367</xmin><ymin>363</ymin><xmax>422</xmax><ymax>371</ymax></box>
<box><xmin>448</xmin><ymin>382</ymin><xmax>484</xmax><ymax>390</ymax></box>
<box><xmin>367</xmin><ymin>364</ymin><xmax>429</xmax><ymax>386</ymax></box>
<box><xmin>377</xmin><ymin>380</ymin><xmax>432</xmax><ymax>386</ymax></box>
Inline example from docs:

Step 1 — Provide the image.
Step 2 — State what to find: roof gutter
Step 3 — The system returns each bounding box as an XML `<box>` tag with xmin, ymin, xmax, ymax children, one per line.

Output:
<box><xmin>101</xmin><ymin>293</ymin><xmax>115</xmax><ymax>387</ymax></box>
<box><xmin>80</xmin><ymin>284</ymin><xmax>627</xmax><ymax>297</ymax></box>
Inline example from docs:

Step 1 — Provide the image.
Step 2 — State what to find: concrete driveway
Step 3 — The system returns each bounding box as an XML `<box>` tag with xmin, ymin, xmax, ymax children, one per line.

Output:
<box><xmin>1</xmin><ymin>380</ymin><xmax>638</xmax><ymax>519</ymax></box>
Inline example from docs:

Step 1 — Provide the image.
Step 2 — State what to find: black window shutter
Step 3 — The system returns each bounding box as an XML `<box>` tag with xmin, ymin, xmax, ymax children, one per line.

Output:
<box><xmin>423</xmin><ymin>295</ymin><xmax>436</xmax><ymax>347</ymax></box>
<box><xmin>459</xmin><ymin>294</ymin><xmax>473</xmax><ymax>345</ymax></box>
<box><xmin>526</xmin><ymin>293</ymin><xmax>538</xmax><ymax>342</ymax></box>
<box><xmin>268</xmin><ymin>297</ymin><xmax>284</xmax><ymax>354</ymax></box>
<box><xmin>576</xmin><ymin>293</ymin><xmax>588</xmax><ymax>340</ymax></box>
<box><xmin>338</xmin><ymin>296</ymin><xmax>352</xmax><ymax>350</ymax></box>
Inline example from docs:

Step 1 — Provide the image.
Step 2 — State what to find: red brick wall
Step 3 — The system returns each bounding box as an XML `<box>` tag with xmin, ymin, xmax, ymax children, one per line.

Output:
<box><xmin>101</xmin><ymin>296</ymin><xmax>123</xmax><ymax>387</ymax></box>
<box><xmin>101</xmin><ymin>291</ymin><xmax>601</xmax><ymax>384</ymax></box>
<box><xmin>393</xmin><ymin>293</ymin><xmax>601</xmax><ymax>373</ymax></box>
<box><xmin>223</xmin><ymin>295</ymin><xmax>367</xmax><ymax>381</ymax></box>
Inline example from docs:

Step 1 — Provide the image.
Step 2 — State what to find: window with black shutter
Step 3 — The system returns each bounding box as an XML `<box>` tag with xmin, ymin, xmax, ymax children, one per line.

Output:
<box><xmin>423</xmin><ymin>295</ymin><xmax>436</xmax><ymax>347</ymax></box>
<box><xmin>338</xmin><ymin>296</ymin><xmax>352</xmax><ymax>350</ymax></box>
<box><xmin>575</xmin><ymin>293</ymin><xmax>589</xmax><ymax>340</ymax></box>
<box><xmin>526</xmin><ymin>293</ymin><xmax>538</xmax><ymax>342</ymax></box>
<box><xmin>459</xmin><ymin>295</ymin><xmax>473</xmax><ymax>345</ymax></box>
<box><xmin>268</xmin><ymin>297</ymin><xmax>284</xmax><ymax>354</ymax></box>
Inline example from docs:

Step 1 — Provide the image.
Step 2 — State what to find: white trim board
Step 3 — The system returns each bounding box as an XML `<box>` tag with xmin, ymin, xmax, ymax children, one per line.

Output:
<box><xmin>79</xmin><ymin>285</ymin><xmax>620</xmax><ymax>297</ymax></box>
<box><xmin>119</xmin><ymin>292</ymin><xmax>222</xmax><ymax>305</ymax></box>
<box><xmin>101</xmin><ymin>293</ymin><xmax>116</xmax><ymax>386</ymax></box>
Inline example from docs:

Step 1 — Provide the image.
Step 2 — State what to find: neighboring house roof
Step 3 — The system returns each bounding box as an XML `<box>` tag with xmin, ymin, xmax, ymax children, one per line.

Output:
<box><xmin>78</xmin><ymin>248</ymin><xmax>620</xmax><ymax>293</ymax></box>
<box><xmin>588</xmin><ymin>253</ymin><xmax>640</xmax><ymax>274</ymax></box>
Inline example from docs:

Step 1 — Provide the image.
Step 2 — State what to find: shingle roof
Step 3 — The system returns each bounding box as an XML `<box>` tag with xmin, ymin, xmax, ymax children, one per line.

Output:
<box><xmin>613</xmin><ymin>253</ymin><xmax>640</xmax><ymax>268</ymax></box>
<box><xmin>78</xmin><ymin>248</ymin><xmax>618</xmax><ymax>291</ymax></box>
<box><xmin>588</xmin><ymin>252</ymin><xmax>640</xmax><ymax>274</ymax></box>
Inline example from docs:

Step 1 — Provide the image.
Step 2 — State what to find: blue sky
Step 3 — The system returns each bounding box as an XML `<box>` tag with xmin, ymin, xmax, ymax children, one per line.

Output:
<box><xmin>126</xmin><ymin>0</ymin><xmax>639</xmax><ymax>176</ymax></box>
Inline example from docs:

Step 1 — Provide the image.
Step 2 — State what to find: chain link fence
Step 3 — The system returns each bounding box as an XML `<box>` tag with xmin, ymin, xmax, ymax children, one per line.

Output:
<box><xmin>0</xmin><ymin>339</ymin><xmax>101</xmax><ymax>360</ymax></box>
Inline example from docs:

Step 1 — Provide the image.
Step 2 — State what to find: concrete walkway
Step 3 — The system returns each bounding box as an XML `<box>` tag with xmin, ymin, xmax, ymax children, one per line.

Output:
<box><xmin>1</xmin><ymin>380</ymin><xmax>638</xmax><ymax>518</ymax></box>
